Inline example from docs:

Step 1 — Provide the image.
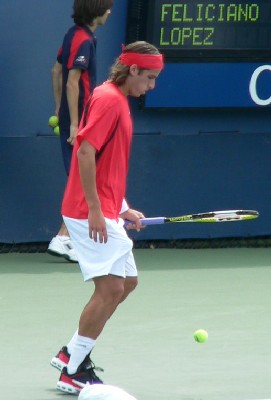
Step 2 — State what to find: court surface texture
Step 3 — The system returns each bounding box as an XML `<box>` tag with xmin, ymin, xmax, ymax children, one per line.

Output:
<box><xmin>1</xmin><ymin>248</ymin><xmax>271</xmax><ymax>400</ymax></box>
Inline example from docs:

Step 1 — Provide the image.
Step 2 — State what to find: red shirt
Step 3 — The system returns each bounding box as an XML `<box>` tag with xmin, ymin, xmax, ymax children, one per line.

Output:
<box><xmin>61</xmin><ymin>82</ymin><xmax>132</xmax><ymax>219</ymax></box>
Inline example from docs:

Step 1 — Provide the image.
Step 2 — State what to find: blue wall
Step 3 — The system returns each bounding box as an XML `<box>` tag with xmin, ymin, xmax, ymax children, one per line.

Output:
<box><xmin>0</xmin><ymin>0</ymin><xmax>270</xmax><ymax>243</ymax></box>
<box><xmin>0</xmin><ymin>0</ymin><xmax>127</xmax><ymax>137</ymax></box>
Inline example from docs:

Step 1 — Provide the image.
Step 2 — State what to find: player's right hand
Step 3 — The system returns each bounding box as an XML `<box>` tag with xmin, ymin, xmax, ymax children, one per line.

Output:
<box><xmin>88</xmin><ymin>210</ymin><xmax>108</xmax><ymax>243</ymax></box>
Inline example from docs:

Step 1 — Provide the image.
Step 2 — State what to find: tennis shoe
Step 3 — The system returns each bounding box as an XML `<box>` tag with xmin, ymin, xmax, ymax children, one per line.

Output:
<box><xmin>47</xmin><ymin>235</ymin><xmax>78</xmax><ymax>262</ymax></box>
<box><xmin>50</xmin><ymin>346</ymin><xmax>92</xmax><ymax>371</ymax></box>
<box><xmin>51</xmin><ymin>346</ymin><xmax>70</xmax><ymax>371</ymax></box>
<box><xmin>57</xmin><ymin>364</ymin><xmax>104</xmax><ymax>395</ymax></box>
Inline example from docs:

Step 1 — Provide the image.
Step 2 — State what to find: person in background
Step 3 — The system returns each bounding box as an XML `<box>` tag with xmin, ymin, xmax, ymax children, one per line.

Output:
<box><xmin>47</xmin><ymin>0</ymin><xmax>113</xmax><ymax>263</ymax></box>
<box><xmin>51</xmin><ymin>41</ymin><xmax>164</xmax><ymax>394</ymax></box>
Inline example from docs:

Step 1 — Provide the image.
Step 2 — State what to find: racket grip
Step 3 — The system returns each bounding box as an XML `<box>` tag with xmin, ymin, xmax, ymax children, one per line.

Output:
<box><xmin>124</xmin><ymin>217</ymin><xmax>165</xmax><ymax>226</ymax></box>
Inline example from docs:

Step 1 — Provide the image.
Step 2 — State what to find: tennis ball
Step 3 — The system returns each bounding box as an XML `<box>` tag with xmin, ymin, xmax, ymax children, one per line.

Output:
<box><xmin>54</xmin><ymin>125</ymin><xmax>60</xmax><ymax>136</ymax></box>
<box><xmin>194</xmin><ymin>329</ymin><xmax>208</xmax><ymax>343</ymax></box>
<box><xmin>48</xmin><ymin>115</ymin><xmax>59</xmax><ymax>128</ymax></box>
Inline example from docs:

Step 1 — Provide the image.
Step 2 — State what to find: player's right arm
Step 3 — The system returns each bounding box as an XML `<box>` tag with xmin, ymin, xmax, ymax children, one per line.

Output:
<box><xmin>66</xmin><ymin>68</ymin><xmax>82</xmax><ymax>146</ymax></box>
<box><xmin>77</xmin><ymin>139</ymin><xmax>108</xmax><ymax>243</ymax></box>
<box><xmin>51</xmin><ymin>61</ymin><xmax>62</xmax><ymax>116</ymax></box>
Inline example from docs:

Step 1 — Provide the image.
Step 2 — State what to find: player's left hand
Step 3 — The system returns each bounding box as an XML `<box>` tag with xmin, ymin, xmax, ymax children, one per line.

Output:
<box><xmin>120</xmin><ymin>209</ymin><xmax>145</xmax><ymax>231</ymax></box>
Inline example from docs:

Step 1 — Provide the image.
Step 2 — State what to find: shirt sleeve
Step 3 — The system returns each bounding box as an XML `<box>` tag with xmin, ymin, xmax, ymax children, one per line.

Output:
<box><xmin>120</xmin><ymin>199</ymin><xmax>129</xmax><ymax>214</ymax></box>
<box><xmin>68</xmin><ymin>40</ymin><xmax>95</xmax><ymax>71</ymax></box>
<box><xmin>77</xmin><ymin>96</ymin><xmax>119</xmax><ymax>151</ymax></box>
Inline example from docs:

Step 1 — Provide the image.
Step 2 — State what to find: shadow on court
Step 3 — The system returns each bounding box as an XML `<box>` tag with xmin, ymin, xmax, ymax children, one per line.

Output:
<box><xmin>1</xmin><ymin>248</ymin><xmax>271</xmax><ymax>400</ymax></box>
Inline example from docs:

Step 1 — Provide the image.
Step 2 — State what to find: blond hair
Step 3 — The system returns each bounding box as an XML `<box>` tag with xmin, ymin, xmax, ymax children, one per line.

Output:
<box><xmin>109</xmin><ymin>41</ymin><xmax>161</xmax><ymax>86</ymax></box>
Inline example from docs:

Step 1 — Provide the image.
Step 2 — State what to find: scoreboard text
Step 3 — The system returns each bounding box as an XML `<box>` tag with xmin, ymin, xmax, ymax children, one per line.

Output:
<box><xmin>146</xmin><ymin>1</ymin><xmax>271</xmax><ymax>58</ymax></box>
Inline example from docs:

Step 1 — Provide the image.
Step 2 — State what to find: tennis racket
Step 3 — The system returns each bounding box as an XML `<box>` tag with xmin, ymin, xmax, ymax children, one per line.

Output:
<box><xmin>125</xmin><ymin>210</ymin><xmax>259</xmax><ymax>226</ymax></box>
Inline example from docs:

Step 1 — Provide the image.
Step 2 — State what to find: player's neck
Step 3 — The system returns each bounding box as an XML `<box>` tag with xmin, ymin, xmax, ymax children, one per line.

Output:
<box><xmin>118</xmin><ymin>84</ymin><xmax>129</xmax><ymax>97</ymax></box>
<box><xmin>87</xmin><ymin>23</ymin><xmax>96</xmax><ymax>32</ymax></box>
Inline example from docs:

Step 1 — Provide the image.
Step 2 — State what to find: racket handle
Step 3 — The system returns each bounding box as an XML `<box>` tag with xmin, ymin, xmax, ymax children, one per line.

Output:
<box><xmin>124</xmin><ymin>217</ymin><xmax>165</xmax><ymax>226</ymax></box>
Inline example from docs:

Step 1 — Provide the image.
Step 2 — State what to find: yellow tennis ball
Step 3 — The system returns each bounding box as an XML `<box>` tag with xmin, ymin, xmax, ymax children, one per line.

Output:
<box><xmin>48</xmin><ymin>115</ymin><xmax>59</xmax><ymax>128</ymax></box>
<box><xmin>194</xmin><ymin>329</ymin><xmax>208</xmax><ymax>343</ymax></box>
<box><xmin>54</xmin><ymin>125</ymin><xmax>60</xmax><ymax>136</ymax></box>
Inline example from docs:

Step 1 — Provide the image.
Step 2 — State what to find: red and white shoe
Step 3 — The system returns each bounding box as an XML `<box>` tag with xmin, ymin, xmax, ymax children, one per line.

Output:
<box><xmin>57</xmin><ymin>365</ymin><xmax>103</xmax><ymax>395</ymax></box>
<box><xmin>50</xmin><ymin>346</ymin><xmax>70</xmax><ymax>371</ymax></box>
<box><xmin>50</xmin><ymin>346</ymin><xmax>96</xmax><ymax>371</ymax></box>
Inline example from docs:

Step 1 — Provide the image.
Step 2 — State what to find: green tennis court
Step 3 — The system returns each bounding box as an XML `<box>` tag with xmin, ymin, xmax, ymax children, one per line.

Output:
<box><xmin>1</xmin><ymin>248</ymin><xmax>271</xmax><ymax>400</ymax></box>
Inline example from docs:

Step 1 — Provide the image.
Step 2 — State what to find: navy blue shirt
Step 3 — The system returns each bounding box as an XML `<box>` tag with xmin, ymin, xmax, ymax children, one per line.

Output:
<box><xmin>57</xmin><ymin>24</ymin><xmax>97</xmax><ymax>130</ymax></box>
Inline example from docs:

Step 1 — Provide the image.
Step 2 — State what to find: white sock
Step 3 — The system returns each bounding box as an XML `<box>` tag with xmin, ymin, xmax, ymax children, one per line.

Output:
<box><xmin>57</xmin><ymin>235</ymin><xmax>70</xmax><ymax>241</ymax></box>
<box><xmin>67</xmin><ymin>330</ymin><xmax>79</xmax><ymax>355</ymax></box>
<box><xmin>67</xmin><ymin>335</ymin><xmax>96</xmax><ymax>375</ymax></box>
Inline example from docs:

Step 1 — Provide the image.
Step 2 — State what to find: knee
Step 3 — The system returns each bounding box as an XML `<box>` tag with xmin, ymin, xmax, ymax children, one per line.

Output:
<box><xmin>125</xmin><ymin>277</ymin><xmax>138</xmax><ymax>294</ymax></box>
<box><xmin>106</xmin><ymin>280</ymin><xmax>126</xmax><ymax>305</ymax></box>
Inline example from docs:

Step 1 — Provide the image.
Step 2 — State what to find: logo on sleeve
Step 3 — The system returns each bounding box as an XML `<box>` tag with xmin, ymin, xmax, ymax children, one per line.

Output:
<box><xmin>75</xmin><ymin>56</ymin><xmax>87</xmax><ymax>64</ymax></box>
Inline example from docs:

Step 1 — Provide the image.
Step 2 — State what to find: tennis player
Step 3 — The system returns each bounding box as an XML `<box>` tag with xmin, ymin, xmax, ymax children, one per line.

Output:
<box><xmin>51</xmin><ymin>41</ymin><xmax>164</xmax><ymax>394</ymax></box>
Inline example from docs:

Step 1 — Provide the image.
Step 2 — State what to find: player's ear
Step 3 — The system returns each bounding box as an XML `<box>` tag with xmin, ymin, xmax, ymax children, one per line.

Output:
<box><xmin>129</xmin><ymin>64</ymin><xmax>139</xmax><ymax>76</ymax></box>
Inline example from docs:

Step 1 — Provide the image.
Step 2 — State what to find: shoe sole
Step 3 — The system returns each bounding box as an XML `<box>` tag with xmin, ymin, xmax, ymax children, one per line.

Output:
<box><xmin>56</xmin><ymin>381</ymin><xmax>80</xmax><ymax>395</ymax></box>
<box><xmin>47</xmin><ymin>249</ymin><xmax>78</xmax><ymax>263</ymax></box>
<box><xmin>50</xmin><ymin>357</ymin><xmax>67</xmax><ymax>371</ymax></box>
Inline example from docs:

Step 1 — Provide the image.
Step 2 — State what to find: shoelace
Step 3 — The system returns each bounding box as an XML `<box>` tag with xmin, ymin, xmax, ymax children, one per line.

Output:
<box><xmin>86</xmin><ymin>360</ymin><xmax>104</xmax><ymax>381</ymax></box>
<box><xmin>72</xmin><ymin>363</ymin><xmax>103</xmax><ymax>389</ymax></box>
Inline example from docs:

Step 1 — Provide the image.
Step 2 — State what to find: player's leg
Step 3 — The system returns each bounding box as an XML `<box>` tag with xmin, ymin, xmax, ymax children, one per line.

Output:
<box><xmin>78</xmin><ymin>274</ymin><xmax>126</xmax><ymax>339</ymax></box>
<box><xmin>56</xmin><ymin>275</ymin><xmax>126</xmax><ymax>394</ymax></box>
<box><xmin>119</xmin><ymin>251</ymin><xmax>138</xmax><ymax>303</ymax></box>
<box><xmin>61</xmin><ymin>275</ymin><xmax>124</xmax><ymax>367</ymax></box>
<box><xmin>120</xmin><ymin>276</ymin><xmax>138</xmax><ymax>303</ymax></box>
<box><xmin>55</xmin><ymin>217</ymin><xmax>135</xmax><ymax>394</ymax></box>
<box><xmin>47</xmin><ymin>128</ymin><xmax>78</xmax><ymax>261</ymax></box>
<box><xmin>51</xmin><ymin>222</ymin><xmax>137</xmax><ymax>368</ymax></box>
<box><xmin>51</xmin><ymin>275</ymin><xmax>137</xmax><ymax>371</ymax></box>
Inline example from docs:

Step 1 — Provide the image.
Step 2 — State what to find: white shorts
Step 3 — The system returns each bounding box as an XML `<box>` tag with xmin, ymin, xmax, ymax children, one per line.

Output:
<box><xmin>63</xmin><ymin>216</ymin><xmax>137</xmax><ymax>282</ymax></box>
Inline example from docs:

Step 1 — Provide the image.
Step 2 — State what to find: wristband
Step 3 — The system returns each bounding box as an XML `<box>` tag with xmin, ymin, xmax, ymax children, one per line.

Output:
<box><xmin>120</xmin><ymin>199</ymin><xmax>129</xmax><ymax>214</ymax></box>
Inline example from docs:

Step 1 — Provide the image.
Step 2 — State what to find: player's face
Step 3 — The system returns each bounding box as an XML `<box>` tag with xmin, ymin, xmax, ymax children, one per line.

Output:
<box><xmin>128</xmin><ymin>68</ymin><xmax>161</xmax><ymax>97</ymax></box>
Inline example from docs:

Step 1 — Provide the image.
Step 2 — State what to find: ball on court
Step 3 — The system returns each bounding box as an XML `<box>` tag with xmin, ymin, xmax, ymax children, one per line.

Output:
<box><xmin>194</xmin><ymin>329</ymin><xmax>208</xmax><ymax>343</ymax></box>
<box><xmin>48</xmin><ymin>115</ymin><xmax>59</xmax><ymax>128</ymax></box>
<box><xmin>54</xmin><ymin>125</ymin><xmax>60</xmax><ymax>136</ymax></box>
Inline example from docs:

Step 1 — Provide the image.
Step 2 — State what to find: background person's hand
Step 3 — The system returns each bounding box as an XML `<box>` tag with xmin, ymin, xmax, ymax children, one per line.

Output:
<box><xmin>67</xmin><ymin>125</ymin><xmax>78</xmax><ymax>146</ymax></box>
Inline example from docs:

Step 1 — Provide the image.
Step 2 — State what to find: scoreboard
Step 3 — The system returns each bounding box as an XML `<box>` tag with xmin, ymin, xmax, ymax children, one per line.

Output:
<box><xmin>148</xmin><ymin>1</ymin><xmax>271</xmax><ymax>59</ymax></box>
<box><xmin>127</xmin><ymin>0</ymin><xmax>271</xmax><ymax>60</ymax></box>
<box><xmin>126</xmin><ymin>1</ymin><xmax>271</xmax><ymax>107</ymax></box>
